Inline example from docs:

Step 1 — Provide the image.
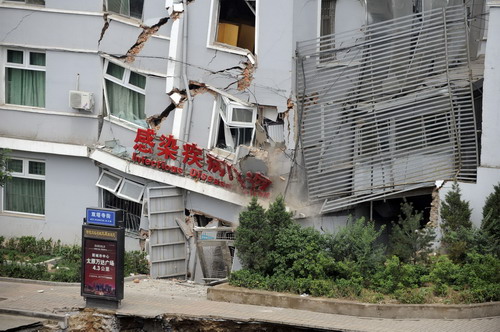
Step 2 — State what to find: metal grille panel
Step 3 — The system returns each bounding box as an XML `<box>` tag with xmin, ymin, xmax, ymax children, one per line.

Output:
<box><xmin>296</xmin><ymin>6</ymin><xmax>477</xmax><ymax>213</ymax></box>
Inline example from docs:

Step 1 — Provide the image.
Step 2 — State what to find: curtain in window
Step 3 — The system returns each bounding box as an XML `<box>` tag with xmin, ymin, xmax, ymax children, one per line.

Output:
<box><xmin>6</xmin><ymin>68</ymin><xmax>45</xmax><ymax>107</ymax></box>
<box><xmin>4</xmin><ymin>178</ymin><xmax>45</xmax><ymax>215</ymax></box>
<box><xmin>106</xmin><ymin>80</ymin><xmax>145</xmax><ymax>126</ymax></box>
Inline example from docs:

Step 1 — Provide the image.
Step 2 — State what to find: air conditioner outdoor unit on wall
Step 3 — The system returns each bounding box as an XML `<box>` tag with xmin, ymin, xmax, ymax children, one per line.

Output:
<box><xmin>69</xmin><ymin>90</ymin><xmax>94</xmax><ymax>111</ymax></box>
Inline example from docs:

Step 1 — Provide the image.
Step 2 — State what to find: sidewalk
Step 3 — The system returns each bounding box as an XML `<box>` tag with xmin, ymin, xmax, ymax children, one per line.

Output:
<box><xmin>0</xmin><ymin>278</ymin><xmax>499</xmax><ymax>332</ymax></box>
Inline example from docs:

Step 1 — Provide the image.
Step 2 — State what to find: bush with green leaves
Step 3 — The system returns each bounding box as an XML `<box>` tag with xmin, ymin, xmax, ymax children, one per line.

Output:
<box><xmin>481</xmin><ymin>183</ymin><xmax>500</xmax><ymax>257</ymax></box>
<box><xmin>372</xmin><ymin>256</ymin><xmax>429</xmax><ymax>294</ymax></box>
<box><xmin>326</xmin><ymin>217</ymin><xmax>386</xmax><ymax>276</ymax></box>
<box><xmin>271</xmin><ymin>223</ymin><xmax>333</xmax><ymax>279</ymax></box>
<box><xmin>124</xmin><ymin>250</ymin><xmax>150</xmax><ymax>276</ymax></box>
<box><xmin>234</xmin><ymin>196</ymin><xmax>271</xmax><ymax>274</ymax></box>
<box><xmin>389</xmin><ymin>201</ymin><xmax>436</xmax><ymax>263</ymax></box>
<box><xmin>440</xmin><ymin>182</ymin><xmax>474</xmax><ymax>262</ymax></box>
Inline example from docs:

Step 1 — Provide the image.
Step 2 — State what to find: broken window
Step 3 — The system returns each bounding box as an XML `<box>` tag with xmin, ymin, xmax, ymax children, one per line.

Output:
<box><xmin>106</xmin><ymin>0</ymin><xmax>144</xmax><ymax>20</ymax></box>
<box><xmin>97</xmin><ymin>170</ymin><xmax>145</xmax><ymax>235</ymax></box>
<box><xmin>96</xmin><ymin>170</ymin><xmax>145</xmax><ymax>203</ymax></box>
<box><xmin>3</xmin><ymin>158</ymin><xmax>45</xmax><ymax>215</ymax></box>
<box><xmin>211</xmin><ymin>96</ymin><xmax>256</xmax><ymax>152</ymax></box>
<box><xmin>212</xmin><ymin>0</ymin><xmax>255</xmax><ymax>52</ymax></box>
<box><xmin>5</xmin><ymin>49</ymin><xmax>45</xmax><ymax>108</ymax></box>
<box><xmin>103</xmin><ymin>190</ymin><xmax>142</xmax><ymax>235</ymax></box>
<box><xmin>103</xmin><ymin>60</ymin><xmax>147</xmax><ymax>127</ymax></box>
<box><xmin>6</xmin><ymin>0</ymin><xmax>45</xmax><ymax>5</ymax></box>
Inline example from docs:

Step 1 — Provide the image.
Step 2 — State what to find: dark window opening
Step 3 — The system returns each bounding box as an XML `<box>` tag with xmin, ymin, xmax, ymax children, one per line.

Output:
<box><xmin>216</xmin><ymin>0</ymin><xmax>255</xmax><ymax>52</ymax></box>
<box><xmin>103</xmin><ymin>190</ymin><xmax>142</xmax><ymax>235</ymax></box>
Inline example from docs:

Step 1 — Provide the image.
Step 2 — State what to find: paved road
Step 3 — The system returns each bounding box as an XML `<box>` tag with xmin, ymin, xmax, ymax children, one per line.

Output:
<box><xmin>0</xmin><ymin>279</ymin><xmax>498</xmax><ymax>332</ymax></box>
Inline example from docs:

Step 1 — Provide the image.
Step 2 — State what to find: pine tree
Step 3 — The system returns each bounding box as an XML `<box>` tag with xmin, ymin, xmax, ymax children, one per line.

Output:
<box><xmin>440</xmin><ymin>182</ymin><xmax>472</xmax><ymax>233</ymax></box>
<box><xmin>440</xmin><ymin>181</ymin><xmax>474</xmax><ymax>262</ymax></box>
<box><xmin>481</xmin><ymin>183</ymin><xmax>500</xmax><ymax>256</ymax></box>
<box><xmin>389</xmin><ymin>201</ymin><xmax>436</xmax><ymax>263</ymax></box>
<box><xmin>234</xmin><ymin>197</ymin><xmax>271</xmax><ymax>274</ymax></box>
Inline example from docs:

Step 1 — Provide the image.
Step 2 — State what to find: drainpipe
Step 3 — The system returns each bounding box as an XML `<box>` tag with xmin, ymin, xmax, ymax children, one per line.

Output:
<box><xmin>182</xmin><ymin>0</ymin><xmax>193</xmax><ymax>142</ymax></box>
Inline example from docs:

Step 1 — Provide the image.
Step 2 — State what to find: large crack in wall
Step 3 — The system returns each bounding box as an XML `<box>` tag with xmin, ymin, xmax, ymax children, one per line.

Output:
<box><xmin>124</xmin><ymin>17</ymin><xmax>170</xmax><ymax>63</ymax></box>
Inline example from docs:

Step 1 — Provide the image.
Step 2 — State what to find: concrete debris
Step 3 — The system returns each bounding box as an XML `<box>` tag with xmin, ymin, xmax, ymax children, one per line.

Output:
<box><xmin>237</xmin><ymin>61</ymin><xmax>254</xmax><ymax>91</ymax></box>
<box><xmin>146</xmin><ymin>83</ymin><xmax>208</xmax><ymax>129</ymax></box>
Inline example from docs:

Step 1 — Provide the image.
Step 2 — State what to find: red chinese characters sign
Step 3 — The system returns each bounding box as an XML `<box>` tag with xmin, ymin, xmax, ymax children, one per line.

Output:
<box><xmin>132</xmin><ymin>128</ymin><xmax>272</xmax><ymax>198</ymax></box>
<box><xmin>83</xmin><ymin>239</ymin><xmax>117</xmax><ymax>297</ymax></box>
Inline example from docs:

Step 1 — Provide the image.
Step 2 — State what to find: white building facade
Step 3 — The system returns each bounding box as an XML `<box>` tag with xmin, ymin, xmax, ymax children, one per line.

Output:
<box><xmin>0</xmin><ymin>0</ymin><xmax>496</xmax><ymax>279</ymax></box>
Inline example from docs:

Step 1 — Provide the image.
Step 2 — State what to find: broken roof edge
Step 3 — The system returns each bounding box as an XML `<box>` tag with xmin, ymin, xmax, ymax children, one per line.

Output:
<box><xmin>89</xmin><ymin>147</ymin><xmax>270</xmax><ymax>208</ymax></box>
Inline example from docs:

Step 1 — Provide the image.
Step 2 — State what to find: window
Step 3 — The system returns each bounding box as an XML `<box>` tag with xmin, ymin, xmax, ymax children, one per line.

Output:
<box><xmin>106</xmin><ymin>0</ymin><xmax>144</xmax><ymax>20</ymax></box>
<box><xmin>3</xmin><ymin>158</ymin><xmax>45</xmax><ymax>215</ymax></box>
<box><xmin>319</xmin><ymin>0</ymin><xmax>336</xmax><ymax>62</ymax></box>
<box><xmin>5</xmin><ymin>49</ymin><xmax>46</xmax><ymax>107</ymax></box>
<box><xmin>212</xmin><ymin>0</ymin><xmax>255</xmax><ymax>52</ymax></box>
<box><xmin>103</xmin><ymin>60</ymin><xmax>146</xmax><ymax>127</ymax></box>
<box><xmin>211</xmin><ymin>96</ymin><xmax>256</xmax><ymax>152</ymax></box>
<box><xmin>7</xmin><ymin>0</ymin><xmax>45</xmax><ymax>5</ymax></box>
<box><xmin>96</xmin><ymin>170</ymin><xmax>145</xmax><ymax>203</ymax></box>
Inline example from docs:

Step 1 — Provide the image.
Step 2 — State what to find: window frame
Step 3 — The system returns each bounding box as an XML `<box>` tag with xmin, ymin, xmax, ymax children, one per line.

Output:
<box><xmin>103</xmin><ymin>59</ymin><xmax>147</xmax><ymax>128</ymax></box>
<box><xmin>5</xmin><ymin>0</ymin><xmax>45</xmax><ymax>6</ymax></box>
<box><xmin>209</xmin><ymin>95</ymin><xmax>257</xmax><ymax>152</ymax></box>
<box><xmin>5</xmin><ymin>48</ymin><xmax>46</xmax><ymax>108</ymax></box>
<box><xmin>105</xmin><ymin>0</ymin><xmax>144</xmax><ymax>21</ymax></box>
<box><xmin>207</xmin><ymin>0</ymin><xmax>258</xmax><ymax>55</ymax></box>
<box><xmin>2</xmin><ymin>158</ymin><xmax>46</xmax><ymax>216</ymax></box>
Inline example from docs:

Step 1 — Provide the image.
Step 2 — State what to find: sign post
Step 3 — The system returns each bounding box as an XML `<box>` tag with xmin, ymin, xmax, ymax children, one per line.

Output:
<box><xmin>81</xmin><ymin>208</ymin><xmax>124</xmax><ymax>309</ymax></box>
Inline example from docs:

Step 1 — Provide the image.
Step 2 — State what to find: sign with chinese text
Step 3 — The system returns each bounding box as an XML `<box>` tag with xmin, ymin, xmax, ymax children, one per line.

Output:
<box><xmin>83</xmin><ymin>239</ymin><xmax>117</xmax><ymax>297</ymax></box>
<box><xmin>81</xmin><ymin>223</ymin><xmax>124</xmax><ymax>303</ymax></box>
<box><xmin>132</xmin><ymin>128</ymin><xmax>272</xmax><ymax>198</ymax></box>
<box><xmin>86</xmin><ymin>208</ymin><xmax>117</xmax><ymax>227</ymax></box>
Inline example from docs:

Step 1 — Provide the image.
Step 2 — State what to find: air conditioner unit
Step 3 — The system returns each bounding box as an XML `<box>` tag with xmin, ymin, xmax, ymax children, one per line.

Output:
<box><xmin>69</xmin><ymin>90</ymin><xmax>94</xmax><ymax>111</ymax></box>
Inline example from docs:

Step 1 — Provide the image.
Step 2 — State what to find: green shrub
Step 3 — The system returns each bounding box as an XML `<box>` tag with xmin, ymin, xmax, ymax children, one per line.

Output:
<box><xmin>0</xmin><ymin>262</ymin><xmax>49</xmax><ymax>280</ymax></box>
<box><xmin>50</xmin><ymin>267</ymin><xmax>80</xmax><ymax>283</ymax></box>
<box><xmin>326</xmin><ymin>217</ymin><xmax>386</xmax><ymax>276</ymax></box>
<box><xmin>333</xmin><ymin>277</ymin><xmax>363</xmax><ymax>298</ymax></box>
<box><xmin>394</xmin><ymin>287</ymin><xmax>431</xmax><ymax>304</ymax></box>
<box><xmin>271</xmin><ymin>223</ymin><xmax>332</xmax><ymax>279</ymax></box>
<box><xmin>389</xmin><ymin>201</ymin><xmax>436</xmax><ymax>263</ymax></box>
<box><xmin>426</xmin><ymin>255</ymin><xmax>461</xmax><ymax>293</ymax></box>
<box><xmin>440</xmin><ymin>182</ymin><xmax>474</xmax><ymax>262</ymax></box>
<box><xmin>481</xmin><ymin>183</ymin><xmax>500</xmax><ymax>257</ymax></box>
<box><xmin>229</xmin><ymin>269</ymin><xmax>269</xmax><ymax>289</ymax></box>
<box><xmin>124</xmin><ymin>250</ymin><xmax>149</xmax><ymax>276</ymax></box>
<box><xmin>234</xmin><ymin>197</ymin><xmax>271</xmax><ymax>274</ymax></box>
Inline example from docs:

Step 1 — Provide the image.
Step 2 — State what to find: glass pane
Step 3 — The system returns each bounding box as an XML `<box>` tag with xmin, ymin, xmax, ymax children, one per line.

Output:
<box><xmin>107</xmin><ymin>0</ymin><xmax>126</xmax><ymax>15</ymax></box>
<box><xmin>98</xmin><ymin>172</ymin><xmax>121</xmax><ymax>191</ymax></box>
<box><xmin>129</xmin><ymin>71</ymin><xmax>146</xmax><ymax>89</ymax></box>
<box><xmin>4</xmin><ymin>177</ymin><xmax>45</xmax><ymax>215</ymax></box>
<box><xmin>106</xmin><ymin>79</ymin><xmax>146</xmax><ymax>125</ymax></box>
<box><xmin>29</xmin><ymin>161</ymin><xmax>45</xmax><ymax>175</ymax></box>
<box><xmin>130</xmin><ymin>0</ymin><xmax>144</xmax><ymax>19</ymax></box>
<box><xmin>6</xmin><ymin>68</ymin><xmax>46</xmax><ymax>107</ymax></box>
<box><xmin>106</xmin><ymin>62</ymin><xmax>125</xmax><ymax>80</ymax></box>
<box><xmin>220</xmin><ymin>99</ymin><xmax>227</xmax><ymax>121</ymax></box>
<box><xmin>27</xmin><ymin>0</ymin><xmax>45</xmax><ymax>5</ymax></box>
<box><xmin>230</xmin><ymin>127</ymin><xmax>253</xmax><ymax>146</ymax></box>
<box><xmin>231</xmin><ymin>107</ymin><xmax>253</xmax><ymax>123</ymax></box>
<box><xmin>7</xmin><ymin>50</ymin><xmax>23</xmax><ymax>64</ymax></box>
<box><xmin>118</xmin><ymin>180</ymin><xmax>144</xmax><ymax>202</ymax></box>
<box><xmin>29</xmin><ymin>52</ymin><xmax>46</xmax><ymax>66</ymax></box>
<box><xmin>7</xmin><ymin>159</ymin><xmax>23</xmax><ymax>173</ymax></box>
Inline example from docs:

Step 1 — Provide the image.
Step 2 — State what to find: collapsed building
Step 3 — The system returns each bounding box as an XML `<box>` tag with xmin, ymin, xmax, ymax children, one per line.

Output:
<box><xmin>0</xmin><ymin>0</ymin><xmax>497</xmax><ymax>282</ymax></box>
